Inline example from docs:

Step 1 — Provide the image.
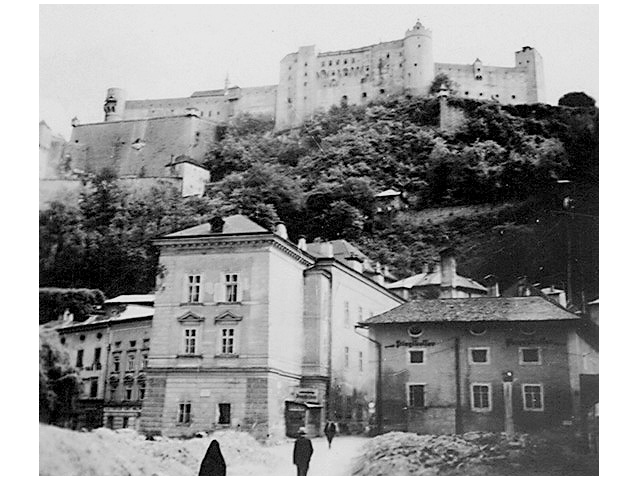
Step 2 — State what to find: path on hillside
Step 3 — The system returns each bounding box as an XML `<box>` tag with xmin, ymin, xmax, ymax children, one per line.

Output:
<box><xmin>229</xmin><ymin>436</ymin><xmax>369</xmax><ymax>476</ymax></box>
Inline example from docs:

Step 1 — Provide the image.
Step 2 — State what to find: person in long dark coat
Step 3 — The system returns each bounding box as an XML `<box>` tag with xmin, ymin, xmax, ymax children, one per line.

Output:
<box><xmin>293</xmin><ymin>428</ymin><xmax>314</xmax><ymax>476</ymax></box>
<box><xmin>324</xmin><ymin>421</ymin><xmax>336</xmax><ymax>449</ymax></box>
<box><xmin>199</xmin><ymin>439</ymin><xmax>227</xmax><ymax>476</ymax></box>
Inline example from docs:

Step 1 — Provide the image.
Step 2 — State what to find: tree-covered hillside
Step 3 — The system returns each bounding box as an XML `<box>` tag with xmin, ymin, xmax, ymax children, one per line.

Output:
<box><xmin>40</xmin><ymin>94</ymin><xmax>598</xmax><ymax>306</ymax></box>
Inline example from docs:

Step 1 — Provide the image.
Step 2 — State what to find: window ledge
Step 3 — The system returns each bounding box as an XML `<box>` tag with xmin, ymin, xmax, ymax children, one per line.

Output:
<box><xmin>215</xmin><ymin>354</ymin><xmax>239</xmax><ymax>359</ymax></box>
<box><xmin>179</xmin><ymin>302</ymin><xmax>204</xmax><ymax>306</ymax></box>
<box><xmin>177</xmin><ymin>354</ymin><xmax>203</xmax><ymax>358</ymax></box>
<box><xmin>216</xmin><ymin>302</ymin><xmax>242</xmax><ymax>306</ymax></box>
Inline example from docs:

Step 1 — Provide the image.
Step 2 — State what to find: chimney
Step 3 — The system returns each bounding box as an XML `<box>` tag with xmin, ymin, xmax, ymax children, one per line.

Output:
<box><xmin>484</xmin><ymin>274</ymin><xmax>500</xmax><ymax>297</ymax></box>
<box><xmin>346</xmin><ymin>255</ymin><xmax>364</xmax><ymax>273</ymax></box>
<box><xmin>275</xmin><ymin>222</ymin><xmax>288</xmax><ymax>240</ymax></box>
<box><xmin>318</xmin><ymin>241</ymin><xmax>334</xmax><ymax>258</ymax></box>
<box><xmin>373</xmin><ymin>262</ymin><xmax>384</xmax><ymax>285</ymax></box>
<box><xmin>208</xmin><ymin>216</ymin><xmax>225</xmax><ymax>233</ymax></box>
<box><xmin>440</xmin><ymin>247</ymin><xmax>457</xmax><ymax>298</ymax></box>
<box><xmin>297</xmin><ymin>236</ymin><xmax>307</xmax><ymax>251</ymax></box>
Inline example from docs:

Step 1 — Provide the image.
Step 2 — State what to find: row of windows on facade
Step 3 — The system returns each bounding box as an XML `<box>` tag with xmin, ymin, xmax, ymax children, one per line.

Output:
<box><xmin>407</xmin><ymin>383</ymin><xmax>545</xmax><ymax>412</ymax></box>
<box><xmin>176</xmin><ymin>402</ymin><xmax>232</xmax><ymax>425</ymax></box>
<box><xmin>77</xmin><ymin>347</ymin><xmax>149</xmax><ymax>372</ymax></box>
<box><xmin>406</xmin><ymin>346</ymin><xmax>543</xmax><ymax>366</ymax></box>
<box><xmin>81</xmin><ymin>376</ymin><xmax>146</xmax><ymax>402</ymax></box>
<box><xmin>182</xmin><ymin>327</ymin><xmax>236</xmax><ymax>355</ymax></box>
<box><xmin>318</xmin><ymin>51</ymin><xmax>407</xmax><ymax>68</ymax></box>
<box><xmin>344</xmin><ymin>347</ymin><xmax>364</xmax><ymax>372</ymax></box>
<box><xmin>186</xmin><ymin>274</ymin><xmax>238</xmax><ymax>303</ymax></box>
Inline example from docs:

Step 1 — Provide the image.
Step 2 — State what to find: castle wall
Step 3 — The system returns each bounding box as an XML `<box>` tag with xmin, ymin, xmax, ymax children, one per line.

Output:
<box><xmin>67</xmin><ymin>116</ymin><xmax>218</xmax><ymax>177</ymax></box>
<box><xmin>436</xmin><ymin>63</ymin><xmax>529</xmax><ymax>104</ymax></box>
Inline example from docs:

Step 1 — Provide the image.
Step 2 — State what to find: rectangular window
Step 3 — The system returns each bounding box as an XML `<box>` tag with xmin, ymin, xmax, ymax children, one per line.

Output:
<box><xmin>218</xmin><ymin>403</ymin><xmax>231</xmax><ymax>424</ymax></box>
<box><xmin>408</xmin><ymin>384</ymin><xmax>425</xmax><ymax>408</ymax></box>
<box><xmin>519</xmin><ymin>347</ymin><xmax>542</xmax><ymax>365</ymax></box>
<box><xmin>184</xmin><ymin>329</ymin><xmax>197</xmax><ymax>354</ymax></box>
<box><xmin>222</xmin><ymin>328</ymin><xmax>235</xmax><ymax>354</ymax></box>
<box><xmin>358</xmin><ymin>306</ymin><xmax>363</xmax><ymax>324</ymax></box>
<box><xmin>469</xmin><ymin>347</ymin><xmax>490</xmax><ymax>365</ymax></box>
<box><xmin>127</xmin><ymin>352</ymin><xmax>136</xmax><ymax>371</ymax></box>
<box><xmin>359</xmin><ymin>351</ymin><xmax>363</xmax><ymax>372</ymax></box>
<box><xmin>89</xmin><ymin>378</ymin><xmax>99</xmax><ymax>398</ymax></box>
<box><xmin>125</xmin><ymin>386</ymin><xmax>133</xmax><ymax>400</ymax></box>
<box><xmin>345</xmin><ymin>397</ymin><xmax>353</xmax><ymax>419</ymax></box>
<box><xmin>94</xmin><ymin>347</ymin><xmax>102</xmax><ymax>370</ymax></box>
<box><xmin>109</xmin><ymin>387</ymin><xmax>117</xmax><ymax>401</ymax></box>
<box><xmin>139</xmin><ymin>385</ymin><xmax>146</xmax><ymax>400</ymax></box>
<box><xmin>178</xmin><ymin>402</ymin><xmax>192</xmax><ymax>424</ymax></box>
<box><xmin>471</xmin><ymin>383</ymin><xmax>492</xmax><ymax>411</ymax></box>
<box><xmin>187</xmin><ymin>274</ymin><xmax>201</xmax><ymax>303</ymax></box>
<box><xmin>344</xmin><ymin>301</ymin><xmax>350</xmax><ymax>327</ymax></box>
<box><xmin>76</xmin><ymin>349</ymin><xmax>84</xmax><ymax>368</ymax></box>
<box><xmin>522</xmin><ymin>384</ymin><xmax>544</xmax><ymax>411</ymax></box>
<box><xmin>408</xmin><ymin>350</ymin><xmax>425</xmax><ymax>364</ymax></box>
<box><xmin>141</xmin><ymin>351</ymin><xmax>149</xmax><ymax>369</ymax></box>
<box><xmin>113</xmin><ymin>353</ymin><xmax>120</xmax><ymax>372</ymax></box>
<box><xmin>225</xmin><ymin>274</ymin><xmax>238</xmax><ymax>302</ymax></box>
<box><xmin>344</xmin><ymin>346</ymin><xmax>349</xmax><ymax>367</ymax></box>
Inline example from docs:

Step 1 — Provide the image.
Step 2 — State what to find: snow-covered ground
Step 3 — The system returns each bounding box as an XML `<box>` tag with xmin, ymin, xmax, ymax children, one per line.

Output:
<box><xmin>39</xmin><ymin>424</ymin><xmax>368</xmax><ymax>476</ymax></box>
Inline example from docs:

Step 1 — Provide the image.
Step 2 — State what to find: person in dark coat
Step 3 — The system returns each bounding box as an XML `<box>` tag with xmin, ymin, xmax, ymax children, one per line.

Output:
<box><xmin>199</xmin><ymin>439</ymin><xmax>227</xmax><ymax>476</ymax></box>
<box><xmin>324</xmin><ymin>421</ymin><xmax>337</xmax><ymax>449</ymax></box>
<box><xmin>293</xmin><ymin>427</ymin><xmax>314</xmax><ymax>476</ymax></box>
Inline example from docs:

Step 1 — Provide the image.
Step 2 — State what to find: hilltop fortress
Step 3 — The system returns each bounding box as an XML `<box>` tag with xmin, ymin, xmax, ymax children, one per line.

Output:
<box><xmin>100</xmin><ymin>21</ymin><xmax>544</xmax><ymax>131</ymax></box>
<box><xmin>40</xmin><ymin>21</ymin><xmax>544</xmax><ymax>206</ymax></box>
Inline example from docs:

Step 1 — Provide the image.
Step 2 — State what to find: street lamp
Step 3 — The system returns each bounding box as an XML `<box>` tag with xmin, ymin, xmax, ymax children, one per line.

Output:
<box><xmin>354</xmin><ymin>324</ymin><xmax>383</xmax><ymax>436</ymax></box>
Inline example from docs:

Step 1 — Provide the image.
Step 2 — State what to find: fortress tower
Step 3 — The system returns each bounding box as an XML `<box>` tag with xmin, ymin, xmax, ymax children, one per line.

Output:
<box><xmin>402</xmin><ymin>20</ymin><xmax>434</xmax><ymax>94</ymax></box>
<box><xmin>515</xmin><ymin>46</ymin><xmax>545</xmax><ymax>104</ymax></box>
<box><xmin>103</xmin><ymin>87</ymin><xmax>126</xmax><ymax>122</ymax></box>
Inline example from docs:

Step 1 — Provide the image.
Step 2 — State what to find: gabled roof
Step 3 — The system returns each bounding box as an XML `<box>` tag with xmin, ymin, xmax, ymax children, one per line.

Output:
<box><xmin>387</xmin><ymin>270</ymin><xmax>487</xmax><ymax>292</ymax></box>
<box><xmin>362</xmin><ymin>296</ymin><xmax>579</xmax><ymax>325</ymax></box>
<box><xmin>165</xmin><ymin>214</ymin><xmax>269</xmax><ymax>237</ymax></box>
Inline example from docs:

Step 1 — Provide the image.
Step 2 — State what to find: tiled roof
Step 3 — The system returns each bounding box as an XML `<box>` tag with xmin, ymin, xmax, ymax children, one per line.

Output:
<box><xmin>165</xmin><ymin>214</ymin><xmax>269</xmax><ymax>237</ymax></box>
<box><xmin>387</xmin><ymin>271</ymin><xmax>487</xmax><ymax>292</ymax></box>
<box><xmin>362</xmin><ymin>296</ymin><xmax>579</xmax><ymax>325</ymax></box>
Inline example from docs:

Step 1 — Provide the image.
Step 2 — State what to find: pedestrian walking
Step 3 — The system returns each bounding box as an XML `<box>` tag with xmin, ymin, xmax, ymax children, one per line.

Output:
<box><xmin>198</xmin><ymin>439</ymin><xmax>227</xmax><ymax>476</ymax></box>
<box><xmin>324</xmin><ymin>421</ymin><xmax>337</xmax><ymax>449</ymax></box>
<box><xmin>293</xmin><ymin>427</ymin><xmax>314</xmax><ymax>476</ymax></box>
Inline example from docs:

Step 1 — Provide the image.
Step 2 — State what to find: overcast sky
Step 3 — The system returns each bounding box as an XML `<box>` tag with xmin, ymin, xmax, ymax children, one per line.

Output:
<box><xmin>40</xmin><ymin>4</ymin><xmax>598</xmax><ymax>138</ymax></box>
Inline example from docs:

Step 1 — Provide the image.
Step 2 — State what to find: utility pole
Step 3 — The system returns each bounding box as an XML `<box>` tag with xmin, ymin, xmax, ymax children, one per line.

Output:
<box><xmin>558</xmin><ymin>180</ymin><xmax>576</xmax><ymax>308</ymax></box>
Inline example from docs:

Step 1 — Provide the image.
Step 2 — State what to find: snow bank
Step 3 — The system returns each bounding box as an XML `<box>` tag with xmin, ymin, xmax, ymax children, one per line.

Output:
<box><xmin>352</xmin><ymin>431</ymin><xmax>527</xmax><ymax>476</ymax></box>
<box><xmin>39</xmin><ymin>424</ymin><xmax>280</xmax><ymax>476</ymax></box>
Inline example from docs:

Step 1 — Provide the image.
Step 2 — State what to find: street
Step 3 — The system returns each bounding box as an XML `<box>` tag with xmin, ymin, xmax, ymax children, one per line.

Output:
<box><xmin>228</xmin><ymin>436</ymin><xmax>370</xmax><ymax>476</ymax></box>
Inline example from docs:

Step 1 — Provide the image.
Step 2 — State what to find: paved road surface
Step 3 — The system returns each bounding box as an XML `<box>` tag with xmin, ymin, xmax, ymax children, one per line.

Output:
<box><xmin>230</xmin><ymin>436</ymin><xmax>369</xmax><ymax>476</ymax></box>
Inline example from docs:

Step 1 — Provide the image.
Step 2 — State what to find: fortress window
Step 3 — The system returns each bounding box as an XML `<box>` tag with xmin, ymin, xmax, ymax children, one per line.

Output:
<box><xmin>332</xmin><ymin>72</ymin><xmax>335</xmax><ymax>76</ymax></box>
<box><xmin>303</xmin><ymin>82</ymin><xmax>307</xmax><ymax>86</ymax></box>
<box><xmin>414</xmin><ymin>63</ymin><xmax>418</xmax><ymax>67</ymax></box>
<box><xmin>380</xmin><ymin>89</ymin><xmax>385</xmax><ymax>94</ymax></box>
<box><xmin>362</xmin><ymin>92</ymin><xmax>367</xmax><ymax>98</ymax></box>
<box><xmin>479</xmin><ymin>92</ymin><xmax>483</xmax><ymax>96</ymax></box>
<box><xmin>352</xmin><ymin>58</ymin><xmax>355</xmax><ymax>63</ymax></box>
<box><xmin>418</xmin><ymin>44</ymin><xmax>421</xmax><ymax>48</ymax></box>
<box><xmin>512</xmin><ymin>95</ymin><xmax>516</xmax><ymax>99</ymax></box>
<box><xmin>386</xmin><ymin>53</ymin><xmax>390</xmax><ymax>58</ymax></box>
<box><xmin>344</xmin><ymin>59</ymin><xmax>348</xmax><ymax>64</ymax></box>
<box><xmin>465</xmin><ymin>91</ymin><xmax>469</xmax><ymax>96</ymax></box>
<box><xmin>304</xmin><ymin>62</ymin><xmax>307</xmax><ymax>67</ymax></box>
<box><xmin>329</xmin><ymin>60</ymin><xmax>332</xmax><ymax>66</ymax></box>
